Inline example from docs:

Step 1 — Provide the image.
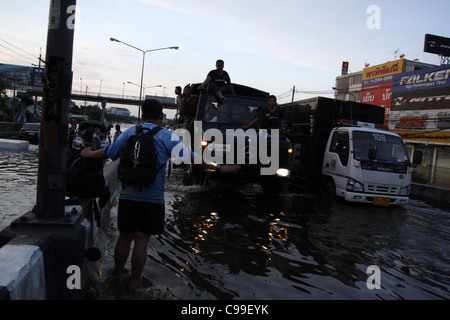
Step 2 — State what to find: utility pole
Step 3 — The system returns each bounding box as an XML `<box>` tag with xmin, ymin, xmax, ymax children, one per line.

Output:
<box><xmin>291</xmin><ymin>86</ymin><xmax>295</xmax><ymax>103</ymax></box>
<box><xmin>36</xmin><ymin>0</ymin><xmax>77</xmax><ymax>219</ymax></box>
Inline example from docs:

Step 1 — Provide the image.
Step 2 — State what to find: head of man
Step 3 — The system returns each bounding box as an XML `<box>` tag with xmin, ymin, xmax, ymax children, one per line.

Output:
<box><xmin>216</xmin><ymin>59</ymin><xmax>224</xmax><ymax>72</ymax></box>
<box><xmin>183</xmin><ymin>85</ymin><xmax>191</xmax><ymax>97</ymax></box>
<box><xmin>142</xmin><ymin>99</ymin><xmax>163</xmax><ymax>123</ymax></box>
<box><xmin>268</xmin><ymin>95</ymin><xmax>277</xmax><ymax>108</ymax></box>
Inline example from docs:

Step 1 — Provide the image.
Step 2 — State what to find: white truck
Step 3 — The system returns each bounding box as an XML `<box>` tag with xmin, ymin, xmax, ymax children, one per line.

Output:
<box><xmin>282</xmin><ymin>97</ymin><xmax>422</xmax><ymax>206</ymax></box>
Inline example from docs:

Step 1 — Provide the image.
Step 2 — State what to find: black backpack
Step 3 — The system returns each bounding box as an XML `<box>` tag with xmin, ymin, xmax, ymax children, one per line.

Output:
<box><xmin>66</xmin><ymin>150</ymin><xmax>110</xmax><ymax>227</ymax></box>
<box><xmin>66</xmin><ymin>150</ymin><xmax>107</xmax><ymax>198</ymax></box>
<box><xmin>118</xmin><ymin>125</ymin><xmax>163</xmax><ymax>188</ymax></box>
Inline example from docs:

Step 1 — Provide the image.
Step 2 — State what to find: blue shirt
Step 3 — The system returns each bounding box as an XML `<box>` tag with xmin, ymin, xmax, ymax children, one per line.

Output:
<box><xmin>105</xmin><ymin>123</ymin><xmax>193</xmax><ymax>204</ymax></box>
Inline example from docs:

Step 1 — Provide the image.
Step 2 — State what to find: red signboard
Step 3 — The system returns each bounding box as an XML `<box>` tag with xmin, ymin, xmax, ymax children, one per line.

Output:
<box><xmin>360</xmin><ymin>81</ymin><xmax>393</xmax><ymax>125</ymax></box>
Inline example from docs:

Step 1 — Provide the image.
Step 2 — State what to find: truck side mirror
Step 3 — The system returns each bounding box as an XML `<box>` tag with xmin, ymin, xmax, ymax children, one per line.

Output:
<box><xmin>368</xmin><ymin>145</ymin><xmax>377</xmax><ymax>160</ymax></box>
<box><xmin>413</xmin><ymin>150</ymin><xmax>423</xmax><ymax>165</ymax></box>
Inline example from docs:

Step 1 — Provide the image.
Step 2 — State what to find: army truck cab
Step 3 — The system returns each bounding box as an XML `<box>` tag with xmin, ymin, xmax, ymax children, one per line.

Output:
<box><xmin>173</xmin><ymin>83</ymin><xmax>292</xmax><ymax>193</ymax></box>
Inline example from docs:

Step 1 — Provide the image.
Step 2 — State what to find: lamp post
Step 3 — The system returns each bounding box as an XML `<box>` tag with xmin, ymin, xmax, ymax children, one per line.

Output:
<box><xmin>127</xmin><ymin>81</ymin><xmax>162</xmax><ymax>98</ymax></box>
<box><xmin>110</xmin><ymin>37</ymin><xmax>178</xmax><ymax>121</ymax></box>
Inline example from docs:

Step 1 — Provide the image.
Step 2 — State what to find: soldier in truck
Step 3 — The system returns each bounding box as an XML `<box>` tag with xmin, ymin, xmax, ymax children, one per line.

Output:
<box><xmin>242</xmin><ymin>95</ymin><xmax>285</xmax><ymax>131</ymax></box>
<box><xmin>199</xmin><ymin>59</ymin><xmax>235</xmax><ymax>105</ymax></box>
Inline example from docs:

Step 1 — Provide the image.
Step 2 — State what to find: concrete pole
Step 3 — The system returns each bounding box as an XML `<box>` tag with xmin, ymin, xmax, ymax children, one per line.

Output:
<box><xmin>36</xmin><ymin>0</ymin><xmax>77</xmax><ymax>219</ymax></box>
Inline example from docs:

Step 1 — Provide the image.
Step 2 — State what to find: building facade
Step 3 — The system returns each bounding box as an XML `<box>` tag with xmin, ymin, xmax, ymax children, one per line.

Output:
<box><xmin>335</xmin><ymin>59</ymin><xmax>450</xmax><ymax>188</ymax></box>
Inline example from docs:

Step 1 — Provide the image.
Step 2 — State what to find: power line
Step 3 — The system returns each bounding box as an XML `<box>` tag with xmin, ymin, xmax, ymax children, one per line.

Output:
<box><xmin>0</xmin><ymin>49</ymin><xmax>34</xmax><ymax>66</ymax></box>
<box><xmin>277</xmin><ymin>88</ymin><xmax>336</xmax><ymax>101</ymax></box>
<box><xmin>0</xmin><ymin>44</ymin><xmax>35</xmax><ymax>65</ymax></box>
<box><xmin>0</xmin><ymin>38</ymin><xmax>37</xmax><ymax>58</ymax></box>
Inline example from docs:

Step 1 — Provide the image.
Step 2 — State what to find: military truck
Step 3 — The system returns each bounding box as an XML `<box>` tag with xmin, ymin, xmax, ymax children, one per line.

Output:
<box><xmin>172</xmin><ymin>83</ymin><xmax>292</xmax><ymax>193</ymax></box>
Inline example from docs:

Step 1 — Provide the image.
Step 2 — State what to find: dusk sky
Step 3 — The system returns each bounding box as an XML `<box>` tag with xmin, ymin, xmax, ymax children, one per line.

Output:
<box><xmin>1</xmin><ymin>0</ymin><xmax>449</xmax><ymax>116</ymax></box>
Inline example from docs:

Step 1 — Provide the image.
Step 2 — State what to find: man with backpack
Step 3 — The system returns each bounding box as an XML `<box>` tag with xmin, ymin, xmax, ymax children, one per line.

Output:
<box><xmin>81</xmin><ymin>99</ymin><xmax>237</xmax><ymax>290</ymax></box>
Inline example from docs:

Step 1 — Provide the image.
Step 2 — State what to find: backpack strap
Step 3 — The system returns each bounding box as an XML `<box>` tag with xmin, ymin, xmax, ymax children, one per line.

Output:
<box><xmin>147</xmin><ymin>126</ymin><xmax>165</xmax><ymax>174</ymax></box>
<box><xmin>141</xmin><ymin>125</ymin><xmax>162</xmax><ymax>136</ymax></box>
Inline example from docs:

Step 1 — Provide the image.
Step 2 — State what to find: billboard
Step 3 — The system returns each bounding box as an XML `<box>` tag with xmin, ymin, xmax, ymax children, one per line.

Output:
<box><xmin>341</xmin><ymin>61</ymin><xmax>349</xmax><ymax>75</ymax></box>
<box><xmin>360</xmin><ymin>59</ymin><xmax>406</xmax><ymax>124</ymax></box>
<box><xmin>389</xmin><ymin>64</ymin><xmax>450</xmax><ymax>144</ymax></box>
<box><xmin>362</xmin><ymin>59</ymin><xmax>406</xmax><ymax>81</ymax></box>
<box><xmin>424</xmin><ymin>34</ymin><xmax>450</xmax><ymax>57</ymax></box>
<box><xmin>0</xmin><ymin>64</ymin><xmax>44</xmax><ymax>90</ymax></box>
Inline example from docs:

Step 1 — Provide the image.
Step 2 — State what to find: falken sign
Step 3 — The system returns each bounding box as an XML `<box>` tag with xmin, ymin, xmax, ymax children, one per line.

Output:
<box><xmin>396</xmin><ymin>66</ymin><xmax>450</xmax><ymax>93</ymax></box>
<box><xmin>389</xmin><ymin>64</ymin><xmax>450</xmax><ymax>143</ymax></box>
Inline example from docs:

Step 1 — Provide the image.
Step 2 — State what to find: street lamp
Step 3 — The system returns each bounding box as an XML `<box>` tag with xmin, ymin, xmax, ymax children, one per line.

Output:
<box><xmin>110</xmin><ymin>37</ymin><xmax>179</xmax><ymax>121</ymax></box>
<box><xmin>127</xmin><ymin>81</ymin><xmax>162</xmax><ymax>98</ymax></box>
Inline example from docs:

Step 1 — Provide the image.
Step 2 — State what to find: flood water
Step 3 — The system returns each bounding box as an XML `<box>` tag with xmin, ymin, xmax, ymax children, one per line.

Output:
<box><xmin>0</xmin><ymin>143</ymin><xmax>449</xmax><ymax>300</ymax></box>
<box><xmin>99</xmin><ymin>169</ymin><xmax>450</xmax><ymax>300</ymax></box>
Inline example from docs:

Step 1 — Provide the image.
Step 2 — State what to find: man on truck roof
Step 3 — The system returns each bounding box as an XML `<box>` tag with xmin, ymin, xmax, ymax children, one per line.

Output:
<box><xmin>199</xmin><ymin>59</ymin><xmax>235</xmax><ymax>105</ymax></box>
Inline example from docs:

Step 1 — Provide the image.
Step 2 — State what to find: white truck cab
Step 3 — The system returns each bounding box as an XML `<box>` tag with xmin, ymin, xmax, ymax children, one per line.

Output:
<box><xmin>322</xmin><ymin>122</ymin><xmax>413</xmax><ymax>206</ymax></box>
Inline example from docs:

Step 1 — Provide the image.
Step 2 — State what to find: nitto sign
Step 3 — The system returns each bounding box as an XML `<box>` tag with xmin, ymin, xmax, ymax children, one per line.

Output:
<box><xmin>394</xmin><ymin>95</ymin><xmax>450</xmax><ymax>106</ymax></box>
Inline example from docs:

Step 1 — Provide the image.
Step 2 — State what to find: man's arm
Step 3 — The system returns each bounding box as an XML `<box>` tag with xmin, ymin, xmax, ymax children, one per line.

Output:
<box><xmin>200</xmin><ymin>74</ymin><xmax>212</xmax><ymax>89</ymax></box>
<box><xmin>226</xmin><ymin>72</ymin><xmax>235</xmax><ymax>94</ymax></box>
<box><xmin>279</xmin><ymin>117</ymin><xmax>285</xmax><ymax>129</ymax></box>
<box><xmin>229</xmin><ymin>83</ymin><xmax>235</xmax><ymax>95</ymax></box>
<box><xmin>81</xmin><ymin>147</ymin><xmax>107</xmax><ymax>159</ymax></box>
<box><xmin>242</xmin><ymin>114</ymin><xmax>260</xmax><ymax>129</ymax></box>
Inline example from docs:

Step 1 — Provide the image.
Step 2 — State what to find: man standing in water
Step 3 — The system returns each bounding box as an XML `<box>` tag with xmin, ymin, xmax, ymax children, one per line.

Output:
<box><xmin>81</xmin><ymin>99</ymin><xmax>237</xmax><ymax>290</ymax></box>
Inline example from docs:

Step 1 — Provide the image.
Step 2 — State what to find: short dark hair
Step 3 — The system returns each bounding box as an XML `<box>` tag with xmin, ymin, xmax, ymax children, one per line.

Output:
<box><xmin>269</xmin><ymin>95</ymin><xmax>277</xmax><ymax>101</ymax></box>
<box><xmin>216</xmin><ymin>59</ymin><xmax>224</xmax><ymax>65</ymax></box>
<box><xmin>141</xmin><ymin>99</ymin><xmax>163</xmax><ymax>119</ymax></box>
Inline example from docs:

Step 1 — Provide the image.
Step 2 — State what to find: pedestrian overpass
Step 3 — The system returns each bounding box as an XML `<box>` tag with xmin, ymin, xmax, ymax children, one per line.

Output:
<box><xmin>25</xmin><ymin>87</ymin><xmax>177</xmax><ymax>110</ymax></box>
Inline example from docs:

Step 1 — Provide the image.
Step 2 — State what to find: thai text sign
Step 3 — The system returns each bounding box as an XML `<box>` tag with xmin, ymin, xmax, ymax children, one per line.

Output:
<box><xmin>362</xmin><ymin>59</ymin><xmax>406</xmax><ymax>81</ymax></box>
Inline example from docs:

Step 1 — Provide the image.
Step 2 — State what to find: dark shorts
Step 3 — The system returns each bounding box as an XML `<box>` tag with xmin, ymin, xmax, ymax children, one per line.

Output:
<box><xmin>208</xmin><ymin>83</ymin><xmax>232</xmax><ymax>94</ymax></box>
<box><xmin>117</xmin><ymin>199</ymin><xmax>165</xmax><ymax>235</ymax></box>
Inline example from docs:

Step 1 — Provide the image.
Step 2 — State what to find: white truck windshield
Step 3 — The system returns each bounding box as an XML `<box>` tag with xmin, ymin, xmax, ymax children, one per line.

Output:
<box><xmin>353</xmin><ymin>131</ymin><xmax>409</xmax><ymax>163</ymax></box>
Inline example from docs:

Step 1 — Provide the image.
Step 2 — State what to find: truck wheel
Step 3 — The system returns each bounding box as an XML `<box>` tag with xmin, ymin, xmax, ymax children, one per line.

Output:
<box><xmin>193</xmin><ymin>166</ymin><xmax>209</xmax><ymax>186</ymax></box>
<box><xmin>321</xmin><ymin>179</ymin><xmax>336</xmax><ymax>203</ymax></box>
<box><xmin>260</xmin><ymin>176</ymin><xmax>289</xmax><ymax>195</ymax></box>
<box><xmin>260</xmin><ymin>176</ymin><xmax>275</xmax><ymax>194</ymax></box>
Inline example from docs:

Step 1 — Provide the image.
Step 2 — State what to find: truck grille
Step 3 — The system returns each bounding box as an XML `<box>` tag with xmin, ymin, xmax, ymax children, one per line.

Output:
<box><xmin>366</xmin><ymin>184</ymin><xmax>399</xmax><ymax>195</ymax></box>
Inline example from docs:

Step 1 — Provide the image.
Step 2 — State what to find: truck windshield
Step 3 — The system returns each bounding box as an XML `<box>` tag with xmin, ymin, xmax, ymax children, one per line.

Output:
<box><xmin>203</xmin><ymin>95</ymin><xmax>266</xmax><ymax>126</ymax></box>
<box><xmin>353</xmin><ymin>131</ymin><xmax>410</xmax><ymax>163</ymax></box>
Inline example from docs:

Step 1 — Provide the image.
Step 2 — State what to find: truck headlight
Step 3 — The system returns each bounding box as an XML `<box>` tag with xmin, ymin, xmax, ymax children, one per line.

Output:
<box><xmin>276</xmin><ymin>168</ymin><xmax>290</xmax><ymax>177</ymax></box>
<box><xmin>399</xmin><ymin>185</ymin><xmax>410</xmax><ymax>196</ymax></box>
<box><xmin>347</xmin><ymin>178</ymin><xmax>364</xmax><ymax>192</ymax></box>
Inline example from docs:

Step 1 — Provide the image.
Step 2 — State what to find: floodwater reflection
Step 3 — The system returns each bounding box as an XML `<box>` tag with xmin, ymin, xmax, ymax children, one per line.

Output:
<box><xmin>136</xmin><ymin>175</ymin><xmax>449</xmax><ymax>300</ymax></box>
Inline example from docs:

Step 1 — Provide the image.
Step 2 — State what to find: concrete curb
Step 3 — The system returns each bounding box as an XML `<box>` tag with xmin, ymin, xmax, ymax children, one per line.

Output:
<box><xmin>0</xmin><ymin>245</ymin><xmax>46</xmax><ymax>299</ymax></box>
<box><xmin>0</xmin><ymin>159</ymin><xmax>120</xmax><ymax>300</ymax></box>
<box><xmin>411</xmin><ymin>182</ymin><xmax>450</xmax><ymax>206</ymax></box>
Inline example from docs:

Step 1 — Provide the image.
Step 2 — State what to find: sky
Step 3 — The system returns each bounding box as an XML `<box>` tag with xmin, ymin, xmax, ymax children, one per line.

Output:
<box><xmin>1</xmin><ymin>0</ymin><xmax>449</xmax><ymax>117</ymax></box>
